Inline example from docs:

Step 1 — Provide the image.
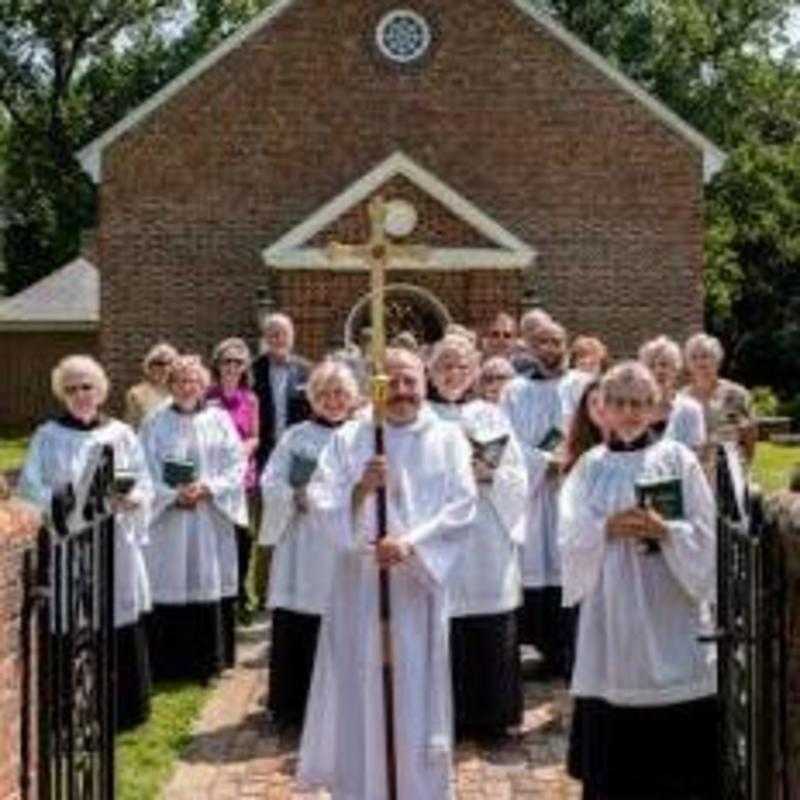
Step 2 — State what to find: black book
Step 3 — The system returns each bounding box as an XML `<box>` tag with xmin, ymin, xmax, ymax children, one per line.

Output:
<box><xmin>538</xmin><ymin>426</ymin><xmax>564</xmax><ymax>452</ymax></box>
<box><xmin>468</xmin><ymin>434</ymin><xmax>509</xmax><ymax>470</ymax></box>
<box><xmin>163</xmin><ymin>459</ymin><xmax>197</xmax><ymax>488</ymax></box>
<box><xmin>635</xmin><ymin>476</ymin><xmax>684</xmax><ymax>554</ymax></box>
<box><xmin>289</xmin><ymin>452</ymin><xmax>318</xmax><ymax>489</ymax></box>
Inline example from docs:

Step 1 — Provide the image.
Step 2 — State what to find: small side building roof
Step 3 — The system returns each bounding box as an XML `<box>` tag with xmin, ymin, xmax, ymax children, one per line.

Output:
<box><xmin>0</xmin><ymin>257</ymin><xmax>99</xmax><ymax>332</ymax></box>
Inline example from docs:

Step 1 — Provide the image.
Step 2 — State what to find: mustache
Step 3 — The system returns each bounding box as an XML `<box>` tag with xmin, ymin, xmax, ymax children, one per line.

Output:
<box><xmin>388</xmin><ymin>395</ymin><xmax>420</xmax><ymax>404</ymax></box>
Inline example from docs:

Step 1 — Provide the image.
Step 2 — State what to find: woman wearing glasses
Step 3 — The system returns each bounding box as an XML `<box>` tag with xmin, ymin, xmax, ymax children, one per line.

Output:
<box><xmin>125</xmin><ymin>342</ymin><xmax>178</xmax><ymax>429</ymax></box>
<box><xmin>208</xmin><ymin>338</ymin><xmax>261</xmax><ymax>635</ymax></box>
<box><xmin>559</xmin><ymin>362</ymin><xmax>718</xmax><ymax>800</ymax></box>
<box><xmin>19</xmin><ymin>355</ymin><xmax>155</xmax><ymax>730</ymax></box>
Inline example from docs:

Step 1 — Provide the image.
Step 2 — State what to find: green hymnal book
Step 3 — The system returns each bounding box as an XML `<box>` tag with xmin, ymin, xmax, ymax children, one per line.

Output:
<box><xmin>469</xmin><ymin>434</ymin><xmax>509</xmax><ymax>470</ymax></box>
<box><xmin>538</xmin><ymin>427</ymin><xmax>564</xmax><ymax>452</ymax></box>
<box><xmin>163</xmin><ymin>459</ymin><xmax>197</xmax><ymax>488</ymax></box>
<box><xmin>635</xmin><ymin>476</ymin><xmax>684</xmax><ymax>554</ymax></box>
<box><xmin>289</xmin><ymin>453</ymin><xmax>318</xmax><ymax>489</ymax></box>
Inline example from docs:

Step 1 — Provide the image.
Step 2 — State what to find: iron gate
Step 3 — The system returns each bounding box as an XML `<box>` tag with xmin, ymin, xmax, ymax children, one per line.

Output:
<box><xmin>28</xmin><ymin>444</ymin><xmax>116</xmax><ymax>800</ymax></box>
<box><xmin>715</xmin><ymin>445</ymin><xmax>787</xmax><ymax>800</ymax></box>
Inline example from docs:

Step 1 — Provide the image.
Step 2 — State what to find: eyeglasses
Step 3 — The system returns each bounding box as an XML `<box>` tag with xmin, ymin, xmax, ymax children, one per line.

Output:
<box><xmin>220</xmin><ymin>358</ymin><xmax>245</xmax><ymax>366</ymax></box>
<box><xmin>489</xmin><ymin>331</ymin><xmax>514</xmax><ymax>339</ymax></box>
<box><xmin>149</xmin><ymin>359</ymin><xmax>171</xmax><ymax>368</ymax></box>
<box><xmin>482</xmin><ymin>373</ymin><xmax>513</xmax><ymax>383</ymax></box>
<box><xmin>64</xmin><ymin>383</ymin><xmax>95</xmax><ymax>395</ymax></box>
<box><xmin>606</xmin><ymin>397</ymin><xmax>653</xmax><ymax>411</ymax></box>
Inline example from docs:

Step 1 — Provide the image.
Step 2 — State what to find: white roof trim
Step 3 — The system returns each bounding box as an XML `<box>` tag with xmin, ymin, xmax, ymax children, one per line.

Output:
<box><xmin>263</xmin><ymin>151</ymin><xmax>537</xmax><ymax>271</ymax></box>
<box><xmin>511</xmin><ymin>0</ymin><xmax>726</xmax><ymax>181</ymax></box>
<box><xmin>76</xmin><ymin>0</ymin><xmax>726</xmax><ymax>184</ymax></box>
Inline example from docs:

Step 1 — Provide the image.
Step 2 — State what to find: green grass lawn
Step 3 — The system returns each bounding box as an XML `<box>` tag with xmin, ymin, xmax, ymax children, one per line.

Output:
<box><xmin>0</xmin><ymin>430</ymin><xmax>29</xmax><ymax>472</ymax></box>
<box><xmin>116</xmin><ymin>680</ymin><xmax>211</xmax><ymax>800</ymax></box>
<box><xmin>752</xmin><ymin>442</ymin><xmax>799</xmax><ymax>493</ymax></box>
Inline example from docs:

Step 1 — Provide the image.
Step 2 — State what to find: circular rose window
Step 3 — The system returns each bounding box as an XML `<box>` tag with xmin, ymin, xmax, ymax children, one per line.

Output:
<box><xmin>376</xmin><ymin>10</ymin><xmax>432</xmax><ymax>64</ymax></box>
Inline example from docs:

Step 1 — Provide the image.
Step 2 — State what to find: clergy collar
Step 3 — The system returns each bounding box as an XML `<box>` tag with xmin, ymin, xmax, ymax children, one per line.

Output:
<box><xmin>525</xmin><ymin>356</ymin><xmax>566</xmax><ymax>382</ymax></box>
<box><xmin>56</xmin><ymin>413</ymin><xmax>108</xmax><ymax>431</ymax></box>
<box><xmin>311</xmin><ymin>413</ymin><xmax>346</xmax><ymax>429</ymax></box>
<box><xmin>171</xmin><ymin>400</ymin><xmax>206</xmax><ymax>415</ymax></box>
<box><xmin>427</xmin><ymin>383</ymin><xmax>470</xmax><ymax>406</ymax></box>
<box><xmin>649</xmin><ymin>419</ymin><xmax>668</xmax><ymax>438</ymax></box>
<box><xmin>608</xmin><ymin>430</ymin><xmax>655</xmax><ymax>452</ymax></box>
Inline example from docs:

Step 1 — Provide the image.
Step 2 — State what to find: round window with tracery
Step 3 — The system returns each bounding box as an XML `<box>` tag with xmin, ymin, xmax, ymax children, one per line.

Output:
<box><xmin>376</xmin><ymin>10</ymin><xmax>432</xmax><ymax>64</ymax></box>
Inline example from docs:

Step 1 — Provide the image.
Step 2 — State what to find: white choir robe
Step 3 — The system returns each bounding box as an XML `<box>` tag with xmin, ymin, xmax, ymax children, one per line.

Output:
<box><xmin>558</xmin><ymin>439</ymin><xmax>717</xmax><ymax>706</ymax></box>
<box><xmin>559</xmin><ymin>368</ymin><xmax>594</xmax><ymax>427</ymax></box>
<box><xmin>258</xmin><ymin>420</ymin><xmax>337</xmax><ymax>614</ymax></box>
<box><xmin>19</xmin><ymin>419</ymin><xmax>154</xmax><ymax>629</ymax></box>
<box><xmin>663</xmin><ymin>394</ymin><xmax>706</xmax><ymax>450</ymax></box>
<box><xmin>140</xmin><ymin>405</ymin><xmax>247</xmax><ymax>605</ymax></box>
<box><xmin>430</xmin><ymin>400</ymin><xmax>527</xmax><ymax>616</ymax></box>
<box><xmin>501</xmin><ymin>376</ymin><xmax>565</xmax><ymax>589</ymax></box>
<box><xmin>297</xmin><ymin>405</ymin><xmax>477</xmax><ymax>800</ymax></box>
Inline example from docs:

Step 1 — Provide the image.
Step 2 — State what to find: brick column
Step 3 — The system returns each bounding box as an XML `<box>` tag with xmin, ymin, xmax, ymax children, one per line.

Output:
<box><xmin>0</xmin><ymin>482</ymin><xmax>40</xmax><ymax>800</ymax></box>
<box><xmin>771</xmin><ymin>491</ymin><xmax>800</xmax><ymax>798</ymax></box>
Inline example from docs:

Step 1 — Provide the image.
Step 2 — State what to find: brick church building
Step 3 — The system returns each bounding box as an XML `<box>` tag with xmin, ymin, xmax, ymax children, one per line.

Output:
<box><xmin>77</xmin><ymin>0</ymin><xmax>725</xmax><ymax>401</ymax></box>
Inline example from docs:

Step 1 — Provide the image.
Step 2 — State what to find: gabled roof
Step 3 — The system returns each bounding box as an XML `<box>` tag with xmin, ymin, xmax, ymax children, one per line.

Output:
<box><xmin>263</xmin><ymin>151</ymin><xmax>536</xmax><ymax>271</ymax></box>
<box><xmin>0</xmin><ymin>257</ymin><xmax>99</xmax><ymax>332</ymax></box>
<box><xmin>76</xmin><ymin>0</ymin><xmax>726</xmax><ymax>184</ymax></box>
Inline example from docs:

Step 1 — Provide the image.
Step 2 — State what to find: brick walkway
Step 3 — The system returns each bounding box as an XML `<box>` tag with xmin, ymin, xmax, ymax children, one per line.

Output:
<box><xmin>162</xmin><ymin>614</ymin><xmax>581</xmax><ymax>799</ymax></box>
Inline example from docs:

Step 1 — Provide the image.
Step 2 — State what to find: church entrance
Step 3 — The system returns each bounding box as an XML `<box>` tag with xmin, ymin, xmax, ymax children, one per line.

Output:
<box><xmin>344</xmin><ymin>283</ymin><xmax>451</xmax><ymax>349</ymax></box>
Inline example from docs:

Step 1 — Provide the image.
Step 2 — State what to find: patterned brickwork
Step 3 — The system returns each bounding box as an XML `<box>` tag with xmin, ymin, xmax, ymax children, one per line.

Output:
<box><xmin>97</xmin><ymin>0</ymin><xmax>706</xmax><ymax>412</ymax></box>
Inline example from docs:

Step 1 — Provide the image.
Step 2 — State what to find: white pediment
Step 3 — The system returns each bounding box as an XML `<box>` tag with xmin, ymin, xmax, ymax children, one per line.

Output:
<box><xmin>262</xmin><ymin>151</ymin><xmax>536</xmax><ymax>272</ymax></box>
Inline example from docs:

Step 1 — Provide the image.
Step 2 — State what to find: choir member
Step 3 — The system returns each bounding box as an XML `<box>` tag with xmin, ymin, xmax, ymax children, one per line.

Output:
<box><xmin>562</xmin><ymin>380</ymin><xmax>607</xmax><ymax>475</ymax></box>
<box><xmin>568</xmin><ymin>336</ymin><xmax>609</xmax><ymax>377</ymax></box>
<box><xmin>502</xmin><ymin>317</ymin><xmax>576</xmax><ymax>678</ymax></box>
<box><xmin>559</xmin><ymin>361</ymin><xmax>718</xmax><ymax>800</ymax></box>
<box><xmin>638</xmin><ymin>335</ymin><xmax>706</xmax><ymax>450</ymax></box>
<box><xmin>20</xmin><ymin>355</ymin><xmax>154</xmax><ymax>730</ymax></box>
<box><xmin>208</xmin><ymin>337</ymin><xmax>260</xmax><ymax>629</ymax></box>
<box><xmin>259</xmin><ymin>360</ymin><xmax>360</xmax><ymax>731</ymax></box>
<box><xmin>298</xmin><ymin>348</ymin><xmax>477</xmax><ymax>800</ymax></box>
<box><xmin>511</xmin><ymin>308</ymin><xmax>554</xmax><ymax>375</ymax></box>
<box><xmin>481</xmin><ymin>312</ymin><xmax>518</xmax><ymax>360</ymax></box>
<box><xmin>140</xmin><ymin>355</ymin><xmax>246</xmax><ymax>682</ymax></box>
<box><xmin>428</xmin><ymin>338</ymin><xmax>528</xmax><ymax>740</ymax></box>
<box><xmin>124</xmin><ymin>342</ymin><xmax>178</xmax><ymax>429</ymax></box>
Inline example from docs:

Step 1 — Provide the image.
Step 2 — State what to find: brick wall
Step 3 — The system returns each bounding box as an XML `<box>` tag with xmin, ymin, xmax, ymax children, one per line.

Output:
<box><xmin>0</xmin><ymin>494</ymin><xmax>39</xmax><ymax>800</ymax></box>
<box><xmin>97</xmin><ymin>0</ymin><xmax>706</xmax><ymax>409</ymax></box>
<box><xmin>0</xmin><ymin>331</ymin><xmax>99</xmax><ymax>428</ymax></box>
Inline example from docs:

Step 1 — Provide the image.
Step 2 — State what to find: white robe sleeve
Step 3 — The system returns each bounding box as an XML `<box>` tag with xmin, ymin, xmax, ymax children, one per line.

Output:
<box><xmin>118</xmin><ymin>426</ymin><xmax>154</xmax><ymax>547</ymax></box>
<box><xmin>558</xmin><ymin>455</ymin><xmax>607</xmax><ymax>607</ymax></box>
<box><xmin>203</xmin><ymin>411</ymin><xmax>247</xmax><ymax>528</ymax></box>
<box><xmin>501</xmin><ymin>383</ymin><xmax>551</xmax><ymax>493</ymax></box>
<box><xmin>665</xmin><ymin>399</ymin><xmax>707</xmax><ymax>450</ymax></box>
<box><xmin>258</xmin><ymin>434</ymin><xmax>297</xmax><ymax>546</ymax></box>
<box><xmin>660</xmin><ymin>449</ymin><xmax>716</xmax><ymax>603</ymax></box>
<box><xmin>484</xmin><ymin>433</ymin><xmax>528</xmax><ymax>545</ymax></box>
<box><xmin>402</xmin><ymin>432</ymin><xmax>477</xmax><ymax>587</ymax></box>
<box><xmin>17</xmin><ymin>426</ymin><xmax>57</xmax><ymax>516</ymax></box>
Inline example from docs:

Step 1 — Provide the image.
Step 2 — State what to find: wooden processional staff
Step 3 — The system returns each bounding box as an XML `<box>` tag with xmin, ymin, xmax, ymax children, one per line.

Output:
<box><xmin>329</xmin><ymin>196</ymin><xmax>428</xmax><ymax>800</ymax></box>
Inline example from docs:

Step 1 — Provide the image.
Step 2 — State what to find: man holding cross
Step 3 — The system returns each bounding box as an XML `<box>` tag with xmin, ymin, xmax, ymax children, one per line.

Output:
<box><xmin>297</xmin><ymin>348</ymin><xmax>477</xmax><ymax>799</ymax></box>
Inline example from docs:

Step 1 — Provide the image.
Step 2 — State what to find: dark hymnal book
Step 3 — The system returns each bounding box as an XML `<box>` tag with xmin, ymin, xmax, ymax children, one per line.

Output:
<box><xmin>113</xmin><ymin>470</ymin><xmax>137</xmax><ymax>495</ymax></box>
<box><xmin>635</xmin><ymin>476</ymin><xmax>684</xmax><ymax>554</ymax></box>
<box><xmin>538</xmin><ymin>426</ymin><xmax>564</xmax><ymax>452</ymax></box>
<box><xmin>289</xmin><ymin>453</ymin><xmax>318</xmax><ymax>489</ymax></box>
<box><xmin>163</xmin><ymin>459</ymin><xmax>197</xmax><ymax>488</ymax></box>
<box><xmin>469</xmin><ymin>434</ymin><xmax>509</xmax><ymax>470</ymax></box>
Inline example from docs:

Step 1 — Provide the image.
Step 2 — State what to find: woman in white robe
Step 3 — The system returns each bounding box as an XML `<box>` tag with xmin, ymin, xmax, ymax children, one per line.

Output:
<box><xmin>19</xmin><ymin>355</ymin><xmax>154</xmax><ymax>730</ymax></box>
<box><xmin>298</xmin><ymin>348</ymin><xmax>477</xmax><ymax>800</ymax></box>
<box><xmin>559</xmin><ymin>362</ymin><xmax>718</xmax><ymax>799</ymax></box>
<box><xmin>639</xmin><ymin>335</ymin><xmax>706</xmax><ymax>450</ymax></box>
<box><xmin>260</xmin><ymin>361</ymin><xmax>360</xmax><ymax>729</ymax></box>
<box><xmin>428</xmin><ymin>340</ymin><xmax>528</xmax><ymax>738</ymax></box>
<box><xmin>140</xmin><ymin>355</ymin><xmax>246</xmax><ymax>682</ymax></box>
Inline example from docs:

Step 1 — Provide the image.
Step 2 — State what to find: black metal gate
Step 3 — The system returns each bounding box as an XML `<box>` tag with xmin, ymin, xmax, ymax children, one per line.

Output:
<box><xmin>715</xmin><ymin>445</ymin><xmax>787</xmax><ymax>800</ymax></box>
<box><xmin>29</xmin><ymin>444</ymin><xmax>116</xmax><ymax>800</ymax></box>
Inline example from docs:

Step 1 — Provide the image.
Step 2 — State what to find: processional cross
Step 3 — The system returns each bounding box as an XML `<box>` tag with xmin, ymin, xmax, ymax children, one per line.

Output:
<box><xmin>328</xmin><ymin>196</ymin><xmax>428</xmax><ymax>800</ymax></box>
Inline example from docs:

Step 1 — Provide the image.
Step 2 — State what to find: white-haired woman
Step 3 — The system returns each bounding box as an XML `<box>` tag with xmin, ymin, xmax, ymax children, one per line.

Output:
<box><xmin>682</xmin><ymin>333</ymin><xmax>756</xmax><ymax>471</ymax></box>
<box><xmin>19</xmin><ymin>355</ymin><xmax>154</xmax><ymax>730</ymax></box>
<box><xmin>208</xmin><ymin>337</ymin><xmax>260</xmax><ymax>630</ymax></box>
<box><xmin>140</xmin><ymin>355</ymin><xmax>247</xmax><ymax>682</ymax></box>
<box><xmin>125</xmin><ymin>342</ymin><xmax>178</xmax><ymax>428</ymax></box>
<box><xmin>639</xmin><ymin>335</ymin><xmax>706</xmax><ymax>450</ymax></box>
<box><xmin>559</xmin><ymin>361</ymin><xmax>718</xmax><ymax>799</ymax></box>
<box><xmin>430</xmin><ymin>338</ymin><xmax>528</xmax><ymax>740</ymax></box>
<box><xmin>259</xmin><ymin>360</ymin><xmax>359</xmax><ymax>730</ymax></box>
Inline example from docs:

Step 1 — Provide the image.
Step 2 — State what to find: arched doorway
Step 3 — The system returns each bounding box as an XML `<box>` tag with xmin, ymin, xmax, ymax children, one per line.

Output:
<box><xmin>344</xmin><ymin>283</ymin><xmax>451</xmax><ymax>348</ymax></box>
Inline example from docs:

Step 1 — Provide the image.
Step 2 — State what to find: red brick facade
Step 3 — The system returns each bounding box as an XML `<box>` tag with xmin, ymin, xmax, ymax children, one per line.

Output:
<box><xmin>95</xmin><ymin>0</ymin><xmax>707</xmax><ymax>407</ymax></box>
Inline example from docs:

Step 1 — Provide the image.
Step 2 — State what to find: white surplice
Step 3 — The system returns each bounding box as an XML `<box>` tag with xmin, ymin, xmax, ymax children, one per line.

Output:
<box><xmin>558</xmin><ymin>439</ymin><xmax>717</xmax><ymax>706</ymax></box>
<box><xmin>501</xmin><ymin>376</ymin><xmax>565</xmax><ymax>588</ymax></box>
<box><xmin>19</xmin><ymin>418</ymin><xmax>154</xmax><ymax>628</ymax></box>
<box><xmin>259</xmin><ymin>420</ymin><xmax>337</xmax><ymax>615</ymax></box>
<box><xmin>559</xmin><ymin>368</ymin><xmax>594</xmax><ymax>426</ymax></box>
<box><xmin>139</xmin><ymin>405</ymin><xmax>246</xmax><ymax>605</ymax></box>
<box><xmin>297</xmin><ymin>404</ymin><xmax>477</xmax><ymax>800</ymax></box>
<box><xmin>663</xmin><ymin>394</ymin><xmax>706</xmax><ymax>450</ymax></box>
<box><xmin>430</xmin><ymin>400</ymin><xmax>527</xmax><ymax>616</ymax></box>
